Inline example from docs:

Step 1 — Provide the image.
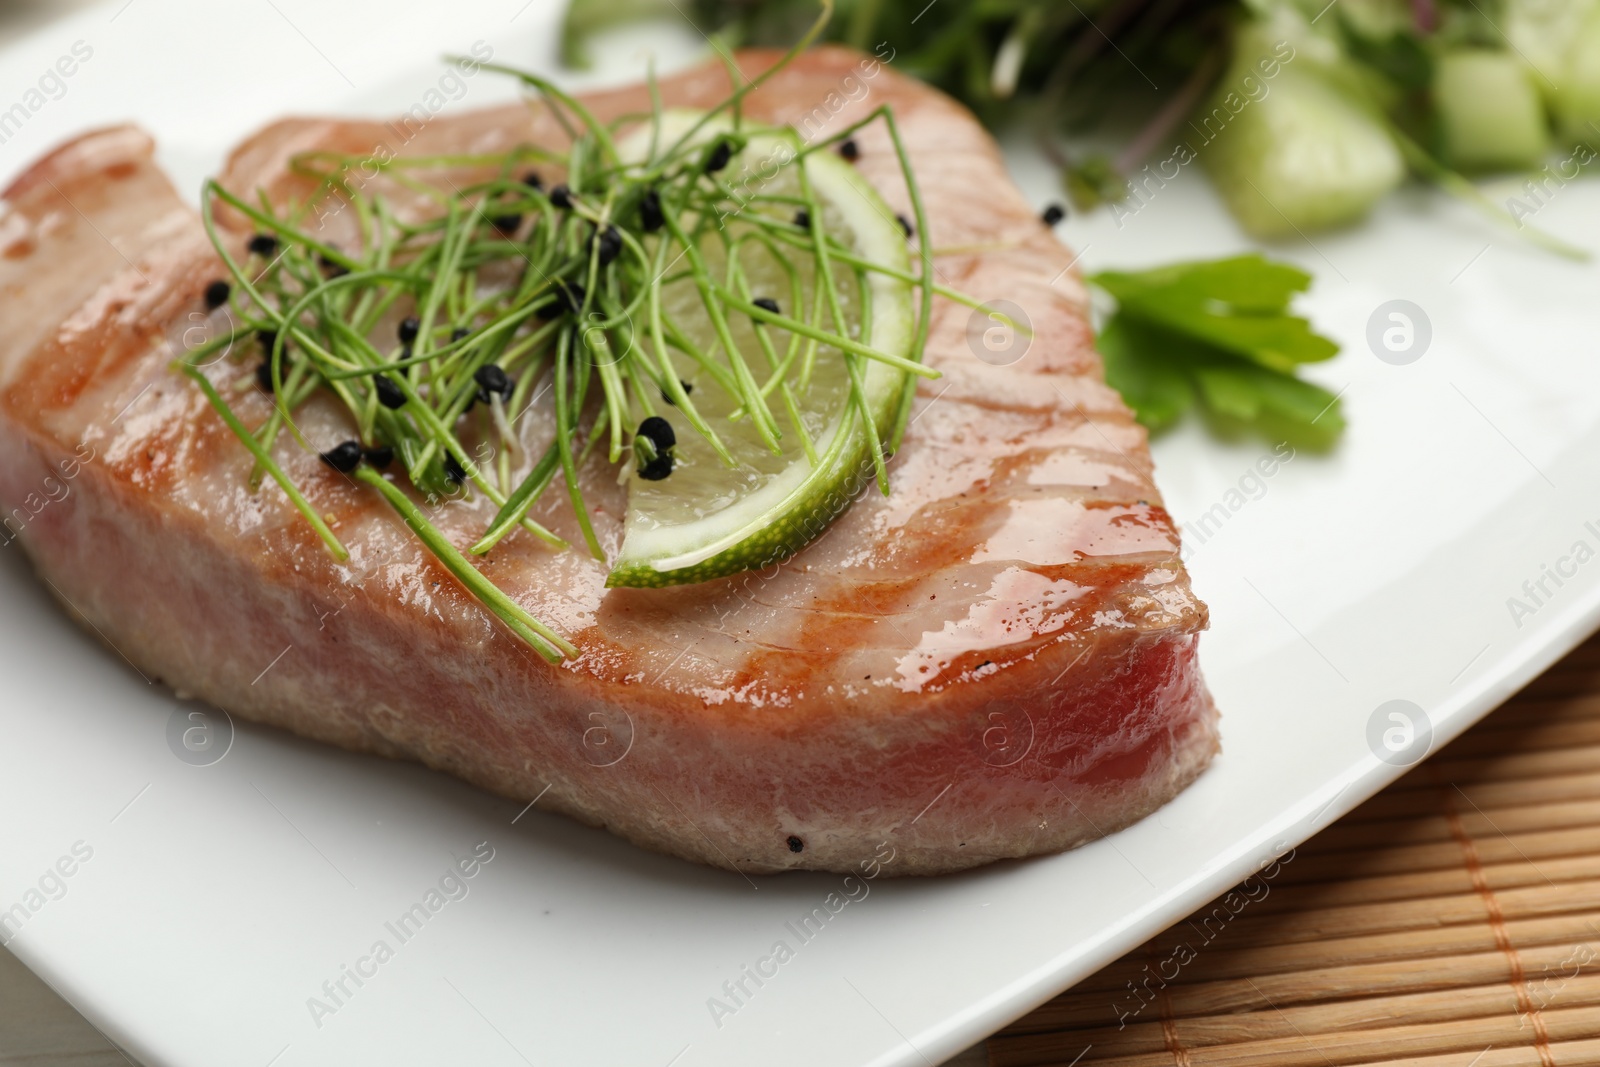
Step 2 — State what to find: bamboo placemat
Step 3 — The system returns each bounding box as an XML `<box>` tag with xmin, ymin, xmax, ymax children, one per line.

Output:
<box><xmin>986</xmin><ymin>632</ymin><xmax>1600</xmax><ymax>1067</ymax></box>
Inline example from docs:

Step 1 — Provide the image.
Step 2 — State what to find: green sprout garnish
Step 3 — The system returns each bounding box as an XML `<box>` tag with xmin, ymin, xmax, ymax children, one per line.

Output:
<box><xmin>178</xmin><ymin>1</ymin><xmax>988</xmax><ymax>662</ymax></box>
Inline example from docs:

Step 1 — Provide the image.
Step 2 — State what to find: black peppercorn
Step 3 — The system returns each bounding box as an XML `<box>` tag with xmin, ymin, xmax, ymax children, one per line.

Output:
<box><xmin>637</xmin><ymin>453</ymin><xmax>673</xmax><ymax>480</ymax></box>
<box><xmin>398</xmin><ymin>316</ymin><xmax>419</xmax><ymax>344</ymax></box>
<box><xmin>1042</xmin><ymin>203</ymin><xmax>1066</xmax><ymax>225</ymax></box>
<box><xmin>474</xmin><ymin>364</ymin><xmax>512</xmax><ymax>400</ymax></box>
<box><xmin>320</xmin><ymin>441</ymin><xmax>362</xmax><ymax>474</ymax></box>
<box><xmin>247</xmin><ymin>233</ymin><xmax>278</xmax><ymax>256</ymax></box>
<box><xmin>549</xmin><ymin>184</ymin><xmax>571</xmax><ymax>209</ymax></box>
<box><xmin>637</xmin><ymin>416</ymin><xmax>675</xmax><ymax>452</ymax></box>
<box><xmin>705</xmin><ymin>139</ymin><xmax>732</xmax><ymax>173</ymax></box>
<box><xmin>838</xmin><ymin>138</ymin><xmax>859</xmax><ymax>161</ymax></box>
<box><xmin>203</xmin><ymin>279</ymin><xmax>230</xmax><ymax>310</ymax></box>
<box><xmin>593</xmin><ymin>224</ymin><xmax>622</xmax><ymax>266</ymax></box>
<box><xmin>635</xmin><ymin>416</ymin><xmax>676</xmax><ymax>481</ymax></box>
<box><xmin>374</xmin><ymin>375</ymin><xmax>405</xmax><ymax>410</ymax></box>
<box><xmin>640</xmin><ymin>187</ymin><xmax>663</xmax><ymax>233</ymax></box>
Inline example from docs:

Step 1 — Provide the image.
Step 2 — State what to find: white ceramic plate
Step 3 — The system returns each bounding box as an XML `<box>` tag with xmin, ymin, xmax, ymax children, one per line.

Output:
<box><xmin>4</xmin><ymin>3</ymin><xmax>1600</xmax><ymax>1065</ymax></box>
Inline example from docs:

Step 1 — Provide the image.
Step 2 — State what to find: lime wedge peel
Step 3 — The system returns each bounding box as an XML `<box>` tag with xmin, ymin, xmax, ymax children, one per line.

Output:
<box><xmin>605</xmin><ymin>115</ymin><xmax>920</xmax><ymax>589</ymax></box>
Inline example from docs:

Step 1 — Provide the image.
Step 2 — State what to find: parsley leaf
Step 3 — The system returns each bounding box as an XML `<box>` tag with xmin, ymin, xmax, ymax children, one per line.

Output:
<box><xmin>1090</xmin><ymin>254</ymin><xmax>1345</xmax><ymax>448</ymax></box>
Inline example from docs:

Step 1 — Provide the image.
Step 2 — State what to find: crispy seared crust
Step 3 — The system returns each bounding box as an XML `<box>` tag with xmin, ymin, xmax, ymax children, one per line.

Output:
<box><xmin>0</xmin><ymin>49</ymin><xmax>1216</xmax><ymax>875</ymax></box>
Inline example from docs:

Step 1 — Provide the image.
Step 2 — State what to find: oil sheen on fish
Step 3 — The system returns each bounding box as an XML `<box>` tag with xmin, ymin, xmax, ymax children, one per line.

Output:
<box><xmin>0</xmin><ymin>48</ymin><xmax>1217</xmax><ymax>875</ymax></box>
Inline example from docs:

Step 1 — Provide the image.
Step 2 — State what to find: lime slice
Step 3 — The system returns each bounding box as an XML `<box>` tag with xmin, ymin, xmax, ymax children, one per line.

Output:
<box><xmin>605</xmin><ymin>114</ymin><xmax>916</xmax><ymax>588</ymax></box>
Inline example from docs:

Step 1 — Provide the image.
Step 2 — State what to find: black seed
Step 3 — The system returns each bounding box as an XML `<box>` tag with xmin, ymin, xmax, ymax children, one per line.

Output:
<box><xmin>257</xmin><ymin>329</ymin><xmax>279</xmax><ymax>351</ymax></box>
<box><xmin>522</xmin><ymin>171</ymin><xmax>544</xmax><ymax>190</ymax></box>
<box><xmin>374</xmin><ymin>375</ymin><xmax>405</xmax><ymax>409</ymax></box>
<box><xmin>474</xmin><ymin>364</ymin><xmax>511</xmax><ymax>398</ymax></box>
<box><xmin>897</xmin><ymin>214</ymin><xmax>913</xmax><ymax>238</ymax></box>
<box><xmin>443</xmin><ymin>453</ymin><xmax>467</xmax><ymax>483</ymax></box>
<box><xmin>661</xmin><ymin>379</ymin><xmax>694</xmax><ymax>405</ymax></box>
<box><xmin>640</xmin><ymin>187</ymin><xmax>663</xmax><ymax>232</ymax></box>
<box><xmin>203</xmin><ymin>279</ymin><xmax>230</xmax><ymax>309</ymax></box>
<box><xmin>637</xmin><ymin>453</ymin><xmax>673</xmax><ymax>480</ymax></box>
<box><xmin>549</xmin><ymin>184</ymin><xmax>571</xmax><ymax>209</ymax></box>
<box><xmin>363</xmin><ymin>444</ymin><xmax>394</xmax><ymax>469</ymax></box>
<box><xmin>705</xmin><ymin>139</ymin><xmax>732</xmax><ymax>173</ymax></box>
<box><xmin>247</xmin><ymin>233</ymin><xmax>278</xmax><ymax>256</ymax></box>
<box><xmin>752</xmin><ymin>296</ymin><xmax>780</xmax><ymax>315</ymax></box>
<box><xmin>320</xmin><ymin>441</ymin><xmax>362</xmax><ymax>474</ymax></box>
<box><xmin>838</xmin><ymin>138</ymin><xmax>859</xmax><ymax>161</ymax></box>
<box><xmin>637</xmin><ymin>415</ymin><xmax>676</xmax><ymax>451</ymax></box>
<box><xmin>398</xmin><ymin>316</ymin><xmax>420</xmax><ymax>343</ymax></box>
<box><xmin>593</xmin><ymin>224</ymin><xmax>622</xmax><ymax>266</ymax></box>
<box><xmin>793</xmin><ymin>209</ymin><xmax>810</xmax><ymax>229</ymax></box>
<box><xmin>1041</xmin><ymin>203</ymin><xmax>1066</xmax><ymax>226</ymax></box>
<box><xmin>451</xmin><ymin>327</ymin><xmax>471</xmax><ymax>343</ymax></box>
<box><xmin>255</xmin><ymin>360</ymin><xmax>276</xmax><ymax>393</ymax></box>
<box><xmin>786</xmin><ymin>835</ymin><xmax>804</xmax><ymax>853</ymax></box>
<box><xmin>491</xmin><ymin>213</ymin><xmax>521</xmax><ymax>234</ymax></box>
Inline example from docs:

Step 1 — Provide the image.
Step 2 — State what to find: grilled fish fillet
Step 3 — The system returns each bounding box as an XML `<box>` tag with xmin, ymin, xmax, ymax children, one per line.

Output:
<box><xmin>0</xmin><ymin>47</ymin><xmax>1216</xmax><ymax>875</ymax></box>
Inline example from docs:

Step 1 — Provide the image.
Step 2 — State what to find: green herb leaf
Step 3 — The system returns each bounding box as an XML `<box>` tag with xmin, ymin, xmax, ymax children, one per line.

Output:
<box><xmin>1091</xmin><ymin>254</ymin><xmax>1338</xmax><ymax>373</ymax></box>
<box><xmin>1091</xmin><ymin>254</ymin><xmax>1344</xmax><ymax>448</ymax></box>
<box><xmin>1336</xmin><ymin>11</ymin><xmax>1433</xmax><ymax>92</ymax></box>
<box><xmin>1096</xmin><ymin>317</ymin><xmax>1193</xmax><ymax>434</ymax></box>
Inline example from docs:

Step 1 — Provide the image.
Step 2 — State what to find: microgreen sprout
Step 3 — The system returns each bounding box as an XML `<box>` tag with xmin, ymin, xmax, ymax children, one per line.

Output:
<box><xmin>179</xmin><ymin>1</ymin><xmax>992</xmax><ymax>659</ymax></box>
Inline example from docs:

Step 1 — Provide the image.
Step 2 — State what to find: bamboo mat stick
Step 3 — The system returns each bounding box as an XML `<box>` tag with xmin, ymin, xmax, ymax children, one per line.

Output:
<box><xmin>1460</xmin><ymin>694</ymin><xmax>1600</xmax><ymax>728</ymax></box>
<box><xmin>1307</xmin><ymin>799</ymin><xmax>1600</xmax><ymax>852</ymax></box>
<box><xmin>992</xmin><ymin>1005</ymin><xmax>1600</xmax><ymax>1067</ymax></box>
<box><xmin>1065</xmin><ymin>911</ymin><xmax>1600</xmax><ymax>994</ymax></box>
<box><xmin>1167</xmin><ymin>879</ymin><xmax>1600</xmax><ymax>950</ymax></box>
<box><xmin>996</xmin><ymin>974</ymin><xmax>1600</xmax><ymax>1061</ymax></box>
<box><xmin>1356</xmin><ymin>1037</ymin><xmax>1600</xmax><ymax>1067</ymax></box>
<box><xmin>1405</xmin><ymin>717</ymin><xmax>1600</xmax><ymax>758</ymax></box>
<box><xmin>1386</xmin><ymin>746</ymin><xmax>1600</xmax><ymax>789</ymax></box>
<box><xmin>1032</xmin><ymin>938</ymin><xmax>1600</xmax><ymax>1028</ymax></box>
<box><xmin>1279</xmin><ymin>825</ymin><xmax>1600</xmax><ymax>883</ymax></box>
<box><xmin>1243</xmin><ymin>851</ymin><xmax>1600</xmax><ymax>914</ymax></box>
<box><xmin>1346</xmin><ymin>770</ymin><xmax>1600</xmax><ymax>823</ymax></box>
